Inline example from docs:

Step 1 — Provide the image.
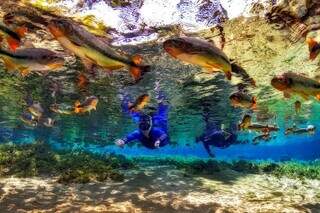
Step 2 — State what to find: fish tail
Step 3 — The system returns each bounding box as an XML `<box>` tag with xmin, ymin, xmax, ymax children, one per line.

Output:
<box><xmin>225</xmin><ymin>70</ymin><xmax>232</xmax><ymax>80</ymax></box>
<box><xmin>6</xmin><ymin>37</ymin><xmax>20</xmax><ymax>52</ymax></box>
<box><xmin>307</xmin><ymin>37</ymin><xmax>320</xmax><ymax>60</ymax></box>
<box><xmin>129</xmin><ymin>65</ymin><xmax>150</xmax><ymax>82</ymax></box>
<box><xmin>74</xmin><ymin>100</ymin><xmax>81</xmax><ymax>113</ymax></box>
<box><xmin>252</xmin><ymin>96</ymin><xmax>257</xmax><ymax>109</ymax></box>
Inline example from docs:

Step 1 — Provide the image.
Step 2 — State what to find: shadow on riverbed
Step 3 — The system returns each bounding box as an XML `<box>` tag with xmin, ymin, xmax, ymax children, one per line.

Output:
<box><xmin>0</xmin><ymin>167</ymin><xmax>223</xmax><ymax>212</ymax></box>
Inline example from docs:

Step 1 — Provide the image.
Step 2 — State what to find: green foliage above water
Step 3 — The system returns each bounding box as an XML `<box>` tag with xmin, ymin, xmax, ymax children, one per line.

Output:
<box><xmin>0</xmin><ymin>142</ymin><xmax>134</xmax><ymax>183</ymax></box>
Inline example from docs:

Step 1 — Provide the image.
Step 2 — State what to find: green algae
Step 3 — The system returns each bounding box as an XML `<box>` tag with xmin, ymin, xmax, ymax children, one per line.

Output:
<box><xmin>0</xmin><ymin>142</ymin><xmax>134</xmax><ymax>183</ymax></box>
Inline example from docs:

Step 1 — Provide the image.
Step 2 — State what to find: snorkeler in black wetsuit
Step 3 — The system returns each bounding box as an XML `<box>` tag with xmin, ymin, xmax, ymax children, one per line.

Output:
<box><xmin>196</xmin><ymin>125</ymin><xmax>238</xmax><ymax>157</ymax></box>
<box><xmin>195</xmin><ymin>106</ymin><xmax>244</xmax><ymax>157</ymax></box>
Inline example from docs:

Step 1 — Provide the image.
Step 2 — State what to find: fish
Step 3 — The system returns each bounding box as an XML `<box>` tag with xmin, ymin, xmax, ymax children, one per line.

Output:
<box><xmin>20</xmin><ymin>112</ymin><xmax>38</xmax><ymax>127</ymax></box>
<box><xmin>74</xmin><ymin>96</ymin><xmax>98</xmax><ymax>114</ymax></box>
<box><xmin>128</xmin><ymin>94</ymin><xmax>150</xmax><ymax>112</ymax></box>
<box><xmin>163</xmin><ymin>37</ymin><xmax>232</xmax><ymax>80</ymax></box>
<box><xmin>238</xmin><ymin>114</ymin><xmax>279</xmax><ymax>133</ymax></box>
<box><xmin>0</xmin><ymin>48</ymin><xmax>64</xmax><ymax>76</ymax></box>
<box><xmin>0</xmin><ymin>23</ymin><xmax>27</xmax><ymax>51</ymax></box>
<box><xmin>50</xmin><ymin>103</ymin><xmax>73</xmax><ymax>115</ymax></box>
<box><xmin>285</xmin><ymin>125</ymin><xmax>316</xmax><ymax>135</ymax></box>
<box><xmin>28</xmin><ymin>102</ymin><xmax>44</xmax><ymax>118</ymax></box>
<box><xmin>306</xmin><ymin>37</ymin><xmax>320</xmax><ymax>61</ymax></box>
<box><xmin>271</xmin><ymin>72</ymin><xmax>320</xmax><ymax>100</ymax></box>
<box><xmin>238</xmin><ymin>114</ymin><xmax>252</xmax><ymax>130</ymax></box>
<box><xmin>47</xmin><ymin>19</ymin><xmax>150</xmax><ymax>82</ymax></box>
<box><xmin>229</xmin><ymin>91</ymin><xmax>257</xmax><ymax>109</ymax></box>
<box><xmin>294</xmin><ymin>100</ymin><xmax>301</xmax><ymax>113</ymax></box>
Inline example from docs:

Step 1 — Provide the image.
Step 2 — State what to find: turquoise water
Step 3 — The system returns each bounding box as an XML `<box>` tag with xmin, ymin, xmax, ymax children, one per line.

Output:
<box><xmin>0</xmin><ymin>49</ymin><xmax>319</xmax><ymax>161</ymax></box>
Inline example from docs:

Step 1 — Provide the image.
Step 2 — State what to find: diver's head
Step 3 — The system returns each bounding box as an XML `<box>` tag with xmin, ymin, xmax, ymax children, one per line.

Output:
<box><xmin>139</xmin><ymin>114</ymin><xmax>153</xmax><ymax>132</ymax></box>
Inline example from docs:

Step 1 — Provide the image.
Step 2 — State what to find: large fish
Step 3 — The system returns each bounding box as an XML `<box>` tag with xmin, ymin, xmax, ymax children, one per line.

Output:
<box><xmin>0</xmin><ymin>23</ymin><xmax>27</xmax><ymax>51</ymax></box>
<box><xmin>163</xmin><ymin>37</ymin><xmax>232</xmax><ymax>80</ymax></box>
<box><xmin>271</xmin><ymin>72</ymin><xmax>320</xmax><ymax>100</ymax></box>
<box><xmin>0</xmin><ymin>48</ymin><xmax>64</xmax><ymax>76</ymax></box>
<box><xmin>48</xmin><ymin>19</ymin><xmax>150</xmax><ymax>82</ymax></box>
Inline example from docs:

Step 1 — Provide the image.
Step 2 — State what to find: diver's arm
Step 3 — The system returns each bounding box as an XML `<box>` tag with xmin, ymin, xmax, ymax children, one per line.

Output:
<box><xmin>115</xmin><ymin>130</ymin><xmax>140</xmax><ymax>147</ymax></box>
<box><xmin>123</xmin><ymin>130</ymin><xmax>140</xmax><ymax>144</ymax></box>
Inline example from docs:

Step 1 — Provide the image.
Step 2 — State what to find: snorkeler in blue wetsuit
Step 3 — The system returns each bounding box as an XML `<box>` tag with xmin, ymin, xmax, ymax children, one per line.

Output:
<box><xmin>115</xmin><ymin>92</ymin><xmax>170</xmax><ymax>149</ymax></box>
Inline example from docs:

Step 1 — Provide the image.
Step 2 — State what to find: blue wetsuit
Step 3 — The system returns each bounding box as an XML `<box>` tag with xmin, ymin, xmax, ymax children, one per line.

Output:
<box><xmin>121</xmin><ymin>97</ymin><xmax>170</xmax><ymax>149</ymax></box>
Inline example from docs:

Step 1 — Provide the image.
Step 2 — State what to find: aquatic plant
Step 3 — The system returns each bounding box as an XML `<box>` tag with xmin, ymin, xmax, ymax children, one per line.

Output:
<box><xmin>131</xmin><ymin>156</ymin><xmax>320</xmax><ymax>180</ymax></box>
<box><xmin>0</xmin><ymin>142</ymin><xmax>133</xmax><ymax>183</ymax></box>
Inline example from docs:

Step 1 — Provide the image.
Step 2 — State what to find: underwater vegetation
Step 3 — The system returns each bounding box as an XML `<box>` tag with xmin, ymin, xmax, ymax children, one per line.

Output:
<box><xmin>132</xmin><ymin>157</ymin><xmax>320</xmax><ymax>180</ymax></box>
<box><xmin>0</xmin><ymin>141</ymin><xmax>134</xmax><ymax>183</ymax></box>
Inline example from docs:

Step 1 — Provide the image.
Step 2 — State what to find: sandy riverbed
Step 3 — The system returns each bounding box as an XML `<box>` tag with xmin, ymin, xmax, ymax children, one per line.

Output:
<box><xmin>0</xmin><ymin>165</ymin><xmax>319</xmax><ymax>213</ymax></box>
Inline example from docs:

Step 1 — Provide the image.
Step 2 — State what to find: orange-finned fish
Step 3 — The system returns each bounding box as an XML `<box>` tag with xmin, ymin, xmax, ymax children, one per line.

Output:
<box><xmin>128</xmin><ymin>94</ymin><xmax>150</xmax><ymax>112</ymax></box>
<box><xmin>74</xmin><ymin>96</ymin><xmax>98</xmax><ymax>114</ymax></box>
<box><xmin>0</xmin><ymin>23</ymin><xmax>27</xmax><ymax>51</ymax></box>
<box><xmin>0</xmin><ymin>48</ymin><xmax>64</xmax><ymax>76</ymax></box>
<box><xmin>271</xmin><ymin>72</ymin><xmax>320</xmax><ymax>100</ymax></box>
<box><xmin>163</xmin><ymin>37</ymin><xmax>232</xmax><ymax>80</ymax></box>
<box><xmin>294</xmin><ymin>100</ymin><xmax>301</xmax><ymax>114</ymax></box>
<box><xmin>306</xmin><ymin>37</ymin><xmax>320</xmax><ymax>61</ymax></box>
<box><xmin>48</xmin><ymin>19</ymin><xmax>150</xmax><ymax>82</ymax></box>
<box><xmin>229</xmin><ymin>91</ymin><xmax>257</xmax><ymax>109</ymax></box>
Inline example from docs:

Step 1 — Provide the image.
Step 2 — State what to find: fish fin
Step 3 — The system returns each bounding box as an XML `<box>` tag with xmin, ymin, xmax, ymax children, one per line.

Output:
<box><xmin>129</xmin><ymin>65</ymin><xmax>150</xmax><ymax>82</ymax></box>
<box><xmin>6</xmin><ymin>36</ymin><xmax>20</xmax><ymax>51</ymax></box>
<box><xmin>19</xmin><ymin>67</ymin><xmax>30</xmax><ymax>77</ymax></box>
<box><xmin>81</xmin><ymin>58</ymin><xmax>94</xmax><ymax>71</ymax></box>
<box><xmin>2</xmin><ymin>57</ymin><xmax>16</xmax><ymax>71</ymax></box>
<box><xmin>132</xmin><ymin>54</ymin><xmax>143</xmax><ymax>65</ymax></box>
<box><xmin>283</xmin><ymin>92</ymin><xmax>291</xmax><ymax>98</ymax></box>
<box><xmin>306</xmin><ymin>37</ymin><xmax>320</xmax><ymax>60</ymax></box>
<box><xmin>251</xmin><ymin>96</ymin><xmax>257</xmax><ymax>109</ymax></box>
<box><xmin>15</xmin><ymin>26</ymin><xmax>27</xmax><ymax>38</ymax></box>
<box><xmin>48</xmin><ymin>25</ymin><xmax>65</xmax><ymax>38</ymax></box>
<box><xmin>225</xmin><ymin>70</ymin><xmax>232</xmax><ymax>80</ymax></box>
<box><xmin>316</xmin><ymin>94</ymin><xmax>320</xmax><ymax>101</ymax></box>
<box><xmin>0</xmin><ymin>35</ymin><xmax>3</xmax><ymax>43</ymax></box>
<box><xmin>74</xmin><ymin>100</ymin><xmax>82</xmax><ymax>113</ymax></box>
<box><xmin>48</xmin><ymin>62</ymin><xmax>63</xmax><ymax>70</ymax></box>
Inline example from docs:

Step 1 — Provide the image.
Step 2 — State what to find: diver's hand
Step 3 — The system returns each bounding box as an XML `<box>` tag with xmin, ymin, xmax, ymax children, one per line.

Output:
<box><xmin>154</xmin><ymin>140</ymin><xmax>161</xmax><ymax>148</ymax></box>
<box><xmin>115</xmin><ymin>139</ymin><xmax>125</xmax><ymax>148</ymax></box>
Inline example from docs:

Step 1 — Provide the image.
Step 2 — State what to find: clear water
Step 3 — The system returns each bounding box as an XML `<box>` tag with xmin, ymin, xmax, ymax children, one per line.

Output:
<box><xmin>0</xmin><ymin>0</ymin><xmax>319</xmax><ymax>162</ymax></box>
